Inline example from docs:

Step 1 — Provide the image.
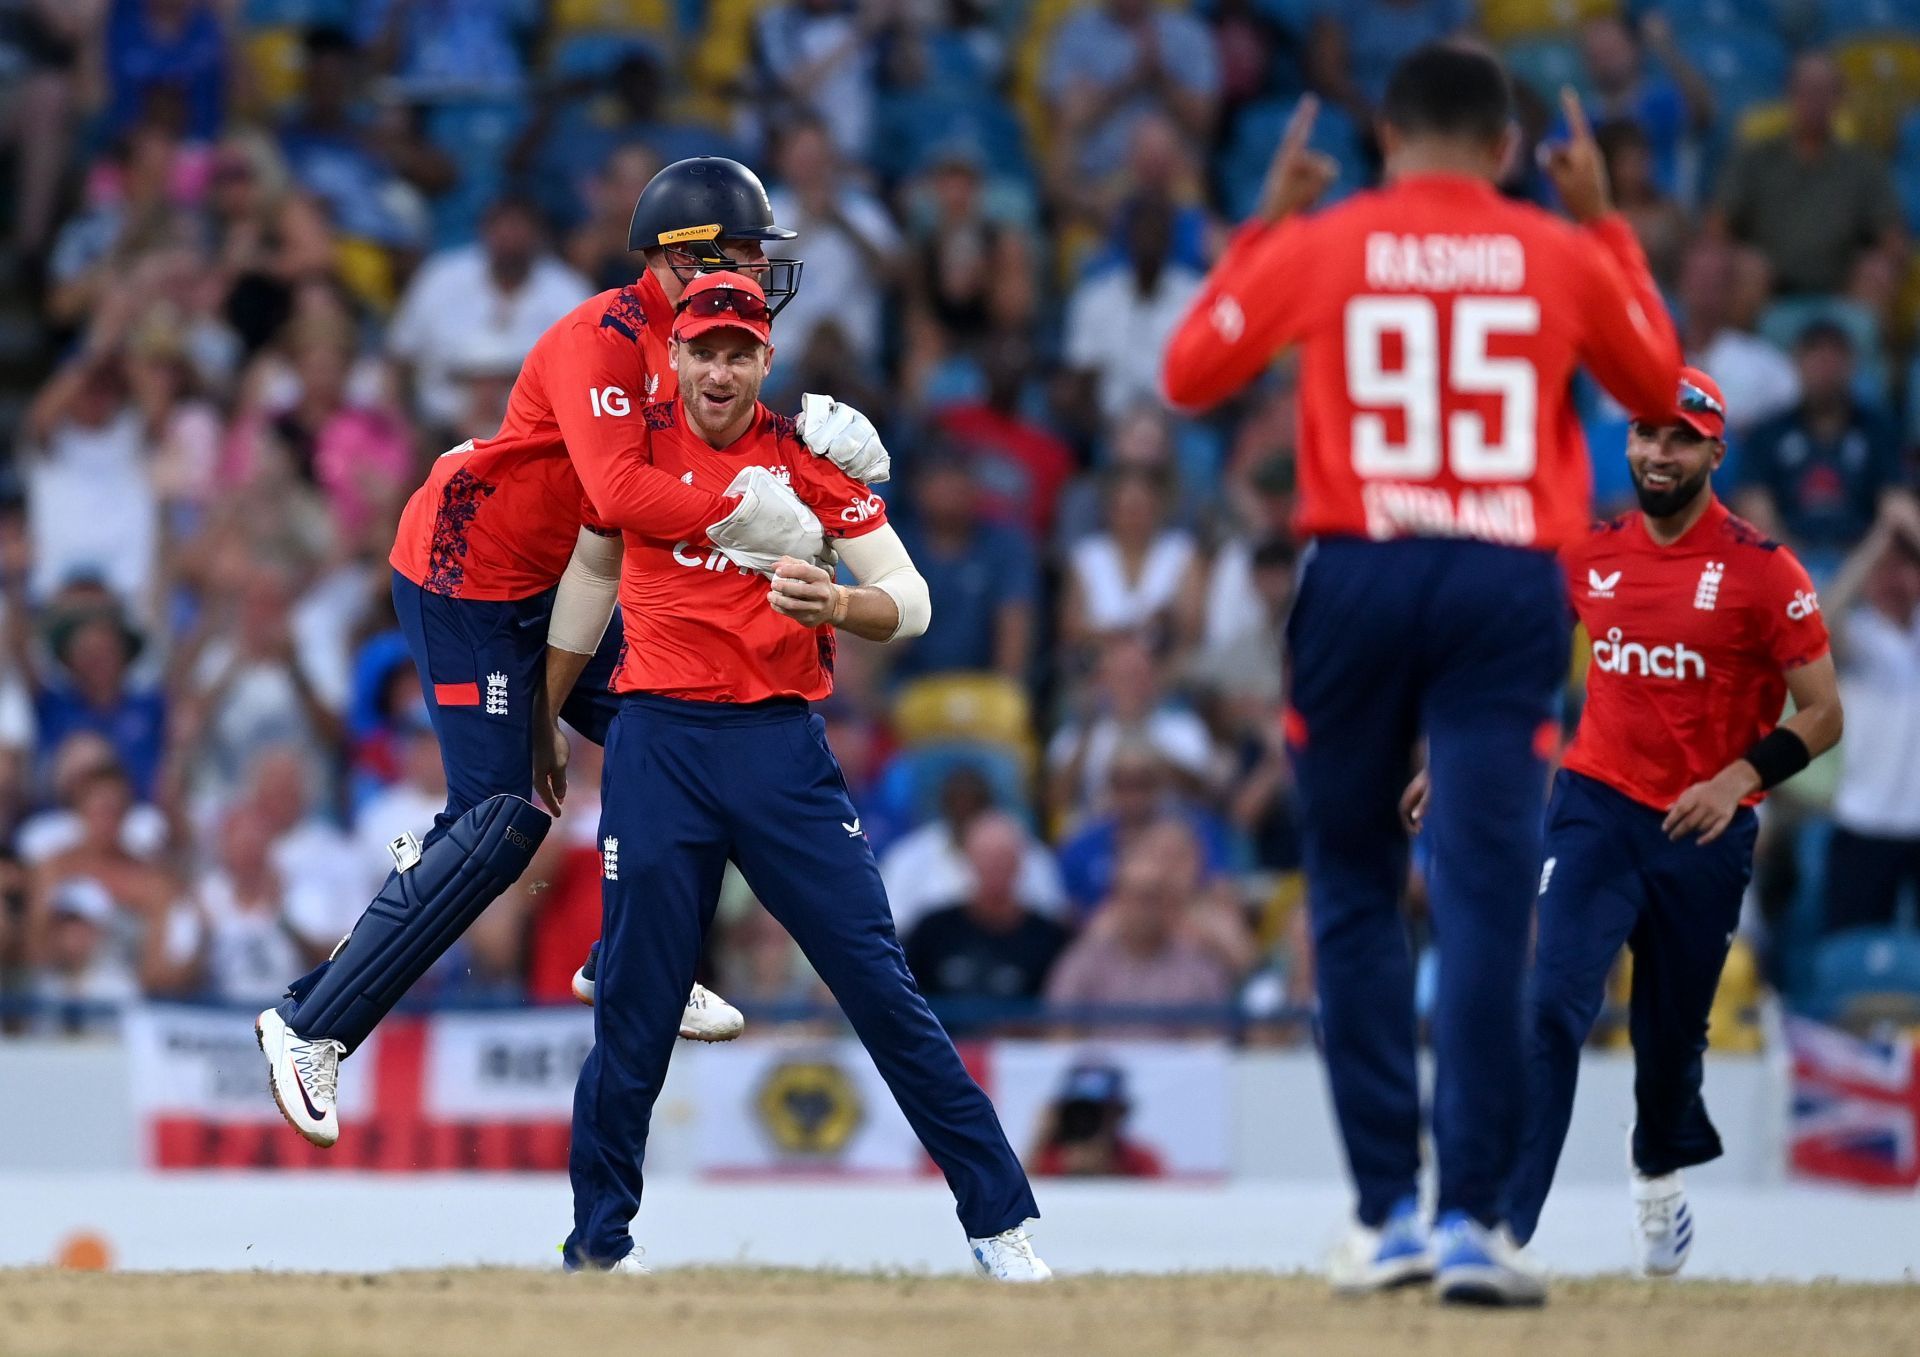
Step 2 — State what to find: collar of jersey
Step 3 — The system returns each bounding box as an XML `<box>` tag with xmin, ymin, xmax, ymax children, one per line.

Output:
<box><xmin>1634</xmin><ymin>492</ymin><xmax>1728</xmax><ymax>551</ymax></box>
<box><xmin>1385</xmin><ymin>171</ymin><xmax>1503</xmax><ymax>200</ymax></box>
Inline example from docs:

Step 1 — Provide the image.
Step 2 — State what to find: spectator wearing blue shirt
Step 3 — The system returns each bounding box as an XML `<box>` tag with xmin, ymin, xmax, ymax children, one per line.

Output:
<box><xmin>893</xmin><ymin>454</ymin><xmax>1038</xmax><ymax>683</ymax></box>
<box><xmin>509</xmin><ymin>49</ymin><xmax>736</xmax><ymax>234</ymax></box>
<box><xmin>1565</xmin><ymin>15</ymin><xmax>1713</xmax><ymax>203</ymax></box>
<box><xmin>277</xmin><ymin>28</ymin><xmax>449</xmax><ymax>250</ymax></box>
<box><xmin>1736</xmin><ymin>319</ymin><xmax>1911</xmax><ymax>565</ymax></box>
<box><xmin>104</xmin><ymin>0</ymin><xmax>226</xmax><ymax>142</ymax></box>
<box><xmin>1045</xmin><ymin>0</ymin><xmax>1220</xmax><ymax>186</ymax></box>
<box><xmin>31</xmin><ymin>595</ymin><xmax>166</xmax><ymax>802</ymax></box>
<box><xmin>1056</xmin><ymin>741</ymin><xmax>1233</xmax><ymax>920</ymax></box>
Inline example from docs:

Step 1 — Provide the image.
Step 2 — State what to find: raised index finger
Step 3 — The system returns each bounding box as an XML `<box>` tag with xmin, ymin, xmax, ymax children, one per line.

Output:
<box><xmin>1280</xmin><ymin>93</ymin><xmax>1320</xmax><ymax>163</ymax></box>
<box><xmin>1559</xmin><ymin>86</ymin><xmax>1592</xmax><ymax>144</ymax></box>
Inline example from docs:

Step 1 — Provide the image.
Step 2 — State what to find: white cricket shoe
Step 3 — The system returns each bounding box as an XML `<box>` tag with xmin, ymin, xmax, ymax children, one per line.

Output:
<box><xmin>571</xmin><ymin>943</ymin><xmax>745</xmax><ymax>1042</ymax></box>
<box><xmin>256</xmin><ymin>1008</ymin><xmax>344</xmax><ymax>1148</ymax></box>
<box><xmin>1432</xmin><ymin>1211</ymin><xmax>1547</xmax><ymax>1307</ymax></box>
<box><xmin>1327</xmin><ymin>1196</ymin><xmax>1434</xmax><ymax>1294</ymax></box>
<box><xmin>1632</xmin><ymin>1167</ymin><xmax>1693</xmax><ymax>1276</ymax></box>
<box><xmin>565</xmin><ymin>1247</ymin><xmax>651</xmax><ymax>1275</ymax></box>
<box><xmin>677</xmin><ymin>983</ymin><xmax>746</xmax><ymax>1042</ymax></box>
<box><xmin>970</xmin><ymin>1225</ymin><xmax>1052</xmax><ymax>1283</ymax></box>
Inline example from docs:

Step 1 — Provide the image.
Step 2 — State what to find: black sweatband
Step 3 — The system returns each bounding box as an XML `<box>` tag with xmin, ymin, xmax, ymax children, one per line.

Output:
<box><xmin>1743</xmin><ymin>727</ymin><xmax>1811</xmax><ymax>790</ymax></box>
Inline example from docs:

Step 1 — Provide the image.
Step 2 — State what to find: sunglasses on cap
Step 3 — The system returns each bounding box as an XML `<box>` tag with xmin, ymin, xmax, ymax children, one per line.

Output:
<box><xmin>1678</xmin><ymin>380</ymin><xmax>1724</xmax><ymax>419</ymax></box>
<box><xmin>674</xmin><ymin>286</ymin><xmax>771</xmax><ymax>326</ymax></box>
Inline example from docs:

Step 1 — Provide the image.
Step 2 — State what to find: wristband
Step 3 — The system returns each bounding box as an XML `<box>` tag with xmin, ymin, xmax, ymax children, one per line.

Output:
<box><xmin>828</xmin><ymin>584</ymin><xmax>850</xmax><ymax>626</ymax></box>
<box><xmin>1742</xmin><ymin>727</ymin><xmax>1810</xmax><ymax>791</ymax></box>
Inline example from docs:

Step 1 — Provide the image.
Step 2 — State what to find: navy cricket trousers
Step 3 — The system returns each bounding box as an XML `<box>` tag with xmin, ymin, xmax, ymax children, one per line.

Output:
<box><xmin>1287</xmin><ymin>536</ymin><xmax>1570</xmax><ymax>1229</ymax></box>
<box><xmin>280</xmin><ymin>572</ymin><xmax>622</xmax><ymax>1045</ymax></box>
<box><xmin>1505</xmin><ymin>769</ymin><xmax>1756</xmax><ymax>1244</ymax></box>
<box><xmin>565</xmin><ymin>695</ymin><xmax>1038</xmax><ymax>1266</ymax></box>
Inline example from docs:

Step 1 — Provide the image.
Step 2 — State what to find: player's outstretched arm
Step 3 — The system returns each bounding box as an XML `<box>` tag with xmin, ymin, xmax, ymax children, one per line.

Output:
<box><xmin>1162</xmin><ymin>101</ymin><xmax>1324</xmax><ymax>412</ymax></box>
<box><xmin>1545</xmin><ymin>87</ymin><xmax>1683</xmax><ymax>421</ymax></box>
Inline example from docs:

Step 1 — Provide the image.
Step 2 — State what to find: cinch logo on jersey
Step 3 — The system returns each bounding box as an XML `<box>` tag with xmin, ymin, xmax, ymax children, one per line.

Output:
<box><xmin>1591</xmin><ymin>627</ymin><xmax>1707</xmax><ymax>680</ymax></box>
<box><xmin>1361</xmin><ymin>482</ymin><xmax>1537</xmax><ymax>547</ymax></box>
<box><xmin>1363</xmin><ymin>232</ymin><xmax>1526</xmax><ymax>292</ymax></box>
<box><xmin>602</xmin><ymin>836</ymin><xmax>619</xmax><ymax>881</ymax></box>
<box><xmin>1787</xmin><ymin>588</ymin><xmax>1821</xmax><ymax>620</ymax></box>
<box><xmin>841</xmin><ymin>493</ymin><xmax>883</xmax><ymax>524</ymax></box>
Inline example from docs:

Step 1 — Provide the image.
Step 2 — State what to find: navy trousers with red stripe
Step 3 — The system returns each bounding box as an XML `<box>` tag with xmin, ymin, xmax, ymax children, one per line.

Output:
<box><xmin>1286</xmin><ymin>536</ymin><xmax>1570</xmax><ymax>1230</ymax></box>
<box><xmin>278</xmin><ymin>570</ymin><xmax>622</xmax><ymax>1043</ymax></box>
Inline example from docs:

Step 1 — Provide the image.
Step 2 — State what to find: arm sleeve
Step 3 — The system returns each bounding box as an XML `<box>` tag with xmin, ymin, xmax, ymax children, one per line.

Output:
<box><xmin>1571</xmin><ymin>214</ymin><xmax>1683</xmax><ymax>423</ymax></box>
<box><xmin>548</xmin><ymin>526</ymin><xmax>623</xmax><ymax>655</ymax></box>
<box><xmin>837</xmin><ymin>522</ymin><xmax>931</xmax><ymax>642</ymax></box>
<box><xmin>1161</xmin><ymin>217</ymin><xmax>1317</xmax><ymax>413</ymax></box>
<box><xmin>548</xmin><ymin>323</ymin><xmax>732</xmax><ymax>539</ymax></box>
<box><xmin>1762</xmin><ymin>547</ymin><xmax>1832</xmax><ymax>670</ymax></box>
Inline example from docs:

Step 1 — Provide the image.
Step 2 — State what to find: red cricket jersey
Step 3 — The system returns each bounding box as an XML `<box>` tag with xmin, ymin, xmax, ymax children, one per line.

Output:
<box><xmin>390</xmin><ymin>273</ymin><xmax>729</xmax><ymax>600</ymax></box>
<box><xmin>611</xmin><ymin>400</ymin><xmax>889</xmax><ymax>703</ymax></box>
<box><xmin>1560</xmin><ymin>498</ymin><xmax>1830</xmax><ymax>810</ymax></box>
<box><xmin>1161</xmin><ymin>175</ymin><xmax>1681</xmax><ymax>551</ymax></box>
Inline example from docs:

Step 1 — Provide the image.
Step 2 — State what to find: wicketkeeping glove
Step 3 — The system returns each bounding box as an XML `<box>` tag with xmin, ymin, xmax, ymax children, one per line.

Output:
<box><xmin>707</xmin><ymin>466</ymin><xmax>826</xmax><ymax>576</ymax></box>
<box><xmin>798</xmin><ymin>393</ymin><xmax>891</xmax><ymax>484</ymax></box>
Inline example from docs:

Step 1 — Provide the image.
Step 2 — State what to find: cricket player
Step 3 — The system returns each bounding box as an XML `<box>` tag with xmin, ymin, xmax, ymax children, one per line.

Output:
<box><xmin>544</xmin><ymin>270</ymin><xmax>1048</xmax><ymax>1281</ymax></box>
<box><xmin>1406</xmin><ymin>368</ymin><xmax>1842</xmax><ymax>1273</ymax></box>
<box><xmin>256</xmin><ymin>157</ymin><xmax>892</xmax><ymax>1149</ymax></box>
<box><xmin>1161</xmin><ymin>44</ymin><xmax>1682</xmax><ymax>1304</ymax></box>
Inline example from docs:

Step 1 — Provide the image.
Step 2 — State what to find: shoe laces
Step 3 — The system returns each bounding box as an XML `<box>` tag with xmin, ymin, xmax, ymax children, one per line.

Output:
<box><xmin>1635</xmin><ymin>1185</ymin><xmax>1683</xmax><ymax>1234</ymax></box>
<box><xmin>295</xmin><ymin>1038</ymin><xmax>346</xmax><ymax>1106</ymax></box>
<box><xmin>980</xmin><ymin>1227</ymin><xmax>1037</xmax><ymax>1265</ymax></box>
<box><xmin>687</xmin><ymin>984</ymin><xmax>712</xmax><ymax>1009</ymax></box>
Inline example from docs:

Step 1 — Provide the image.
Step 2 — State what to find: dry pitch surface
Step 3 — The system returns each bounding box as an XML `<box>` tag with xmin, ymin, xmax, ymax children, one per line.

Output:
<box><xmin>4</xmin><ymin>1268</ymin><xmax>1916</xmax><ymax>1357</ymax></box>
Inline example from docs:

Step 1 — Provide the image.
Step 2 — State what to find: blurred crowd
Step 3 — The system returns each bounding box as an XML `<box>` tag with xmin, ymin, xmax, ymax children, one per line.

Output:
<box><xmin>0</xmin><ymin>0</ymin><xmax>1917</xmax><ymax>1042</ymax></box>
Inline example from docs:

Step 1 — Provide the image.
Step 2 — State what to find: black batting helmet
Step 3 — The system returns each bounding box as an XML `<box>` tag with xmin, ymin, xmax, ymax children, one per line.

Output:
<box><xmin>629</xmin><ymin>156</ymin><xmax>802</xmax><ymax>316</ymax></box>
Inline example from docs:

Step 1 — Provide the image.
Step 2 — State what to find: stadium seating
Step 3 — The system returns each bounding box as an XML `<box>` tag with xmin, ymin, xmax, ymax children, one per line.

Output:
<box><xmin>893</xmin><ymin>673</ymin><xmax>1036</xmax><ymax>758</ymax></box>
<box><xmin>1806</xmin><ymin>927</ymin><xmax>1920</xmax><ymax>1026</ymax></box>
<box><xmin>1756</xmin><ymin>296</ymin><xmax>1891</xmax><ymax>404</ymax></box>
<box><xmin>1818</xmin><ymin>0</ymin><xmax>1920</xmax><ymax>41</ymax></box>
<box><xmin>1480</xmin><ymin>0</ymin><xmax>1621</xmax><ymax>45</ymax></box>
<box><xmin>1835</xmin><ymin>35</ymin><xmax>1920</xmax><ymax>149</ymax></box>
<box><xmin>1217</xmin><ymin>96</ymin><xmax>1365</xmax><ymax>222</ymax></box>
<box><xmin>1500</xmin><ymin>35</ymin><xmax>1588</xmax><ymax>106</ymax></box>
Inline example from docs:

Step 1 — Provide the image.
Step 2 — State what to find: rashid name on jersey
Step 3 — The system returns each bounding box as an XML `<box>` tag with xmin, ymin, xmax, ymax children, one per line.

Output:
<box><xmin>612</xmin><ymin>400</ymin><xmax>889</xmax><ymax>703</ymax></box>
<box><xmin>1162</xmin><ymin>175</ymin><xmax>1680</xmax><ymax>551</ymax></box>
<box><xmin>1561</xmin><ymin>497</ymin><xmax>1830</xmax><ymax>810</ymax></box>
<box><xmin>390</xmin><ymin>271</ymin><xmax>725</xmax><ymax>600</ymax></box>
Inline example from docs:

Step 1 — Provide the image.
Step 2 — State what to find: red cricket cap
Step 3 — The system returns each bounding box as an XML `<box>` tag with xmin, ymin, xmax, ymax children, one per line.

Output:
<box><xmin>1673</xmin><ymin>366</ymin><xmax>1727</xmax><ymax>440</ymax></box>
<box><xmin>671</xmin><ymin>270</ymin><xmax>772</xmax><ymax>345</ymax></box>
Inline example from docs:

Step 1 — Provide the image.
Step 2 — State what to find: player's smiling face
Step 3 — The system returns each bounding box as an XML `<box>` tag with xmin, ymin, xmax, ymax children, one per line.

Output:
<box><xmin>1627</xmin><ymin>420</ymin><xmax>1723</xmax><ymax>519</ymax></box>
<box><xmin>672</xmin><ymin>330</ymin><xmax>772</xmax><ymax>443</ymax></box>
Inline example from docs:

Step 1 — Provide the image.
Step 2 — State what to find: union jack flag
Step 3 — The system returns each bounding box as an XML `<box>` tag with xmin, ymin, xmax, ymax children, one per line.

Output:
<box><xmin>1785</xmin><ymin>1016</ymin><xmax>1920</xmax><ymax>1188</ymax></box>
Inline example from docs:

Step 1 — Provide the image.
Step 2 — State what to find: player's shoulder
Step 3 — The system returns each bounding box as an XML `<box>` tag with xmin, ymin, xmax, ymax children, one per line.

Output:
<box><xmin>1714</xmin><ymin>507</ymin><xmax>1784</xmax><ymax>557</ymax></box>
<box><xmin>1562</xmin><ymin>512</ymin><xmax>1636</xmax><ymax>561</ymax></box>
<box><xmin>641</xmin><ymin>398</ymin><xmax>676</xmax><ymax>432</ymax></box>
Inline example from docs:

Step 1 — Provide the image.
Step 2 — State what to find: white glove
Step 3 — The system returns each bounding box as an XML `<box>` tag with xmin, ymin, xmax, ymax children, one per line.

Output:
<box><xmin>798</xmin><ymin>393</ymin><xmax>891</xmax><ymax>484</ymax></box>
<box><xmin>707</xmin><ymin>466</ymin><xmax>826</xmax><ymax>576</ymax></box>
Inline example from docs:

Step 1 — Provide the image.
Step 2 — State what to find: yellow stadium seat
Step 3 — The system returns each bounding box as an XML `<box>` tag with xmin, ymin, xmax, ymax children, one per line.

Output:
<box><xmin>1707</xmin><ymin>937</ymin><xmax>1764</xmax><ymax>1053</ymax></box>
<box><xmin>550</xmin><ymin>0</ymin><xmax>672</xmax><ymax>36</ymax></box>
<box><xmin>1837</xmin><ymin>37</ymin><xmax>1920</xmax><ymax>151</ymax></box>
<box><xmin>893</xmin><ymin>673</ymin><xmax>1034</xmax><ymax>755</ymax></box>
<box><xmin>1480</xmin><ymin>0</ymin><xmax>1620</xmax><ymax>46</ymax></box>
<box><xmin>240</xmin><ymin>26</ymin><xmax>304</xmax><ymax>117</ymax></box>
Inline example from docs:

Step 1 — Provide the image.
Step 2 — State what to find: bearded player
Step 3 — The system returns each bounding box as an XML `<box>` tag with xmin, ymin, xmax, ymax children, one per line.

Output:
<box><xmin>545</xmin><ymin>271</ymin><xmax>1048</xmax><ymax>1280</ymax></box>
<box><xmin>1162</xmin><ymin>44</ymin><xmax>1682</xmax><ymax>1304</ymax></box>
<box><xmin>256</xmin><ymin>158</ymin><xmax>891</xmax><ymax>1150</ymax></box>
<box><xmin>1406</xmin><ymin>368</ymin><xmax>1842</xmax><ymax>1274</ymax></box>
